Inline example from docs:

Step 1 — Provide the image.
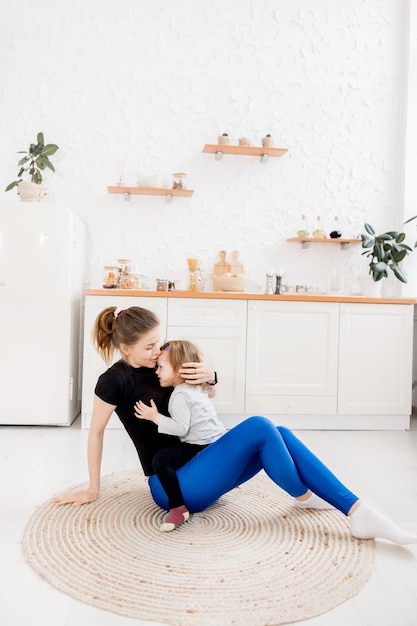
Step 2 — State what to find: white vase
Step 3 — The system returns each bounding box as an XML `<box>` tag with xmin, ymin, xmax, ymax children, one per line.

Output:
<box><xmin>358</xmin><ymin>274</ymin><xmax>382</xmax><ymax>297</ymax></box>
<box><xmin>18</xmin><ymin>181</ymin><xmax>47</xmax><ymax>202</ymax></box>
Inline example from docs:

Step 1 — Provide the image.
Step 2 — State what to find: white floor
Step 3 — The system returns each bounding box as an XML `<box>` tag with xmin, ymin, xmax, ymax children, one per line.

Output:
<box><xmin>1</xmin><ymin>416</ymin><xmax>417</xmax><ymax>626</ymax></box>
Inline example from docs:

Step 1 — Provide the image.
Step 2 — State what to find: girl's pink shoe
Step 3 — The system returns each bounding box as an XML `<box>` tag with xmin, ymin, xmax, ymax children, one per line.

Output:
<box><xmin>160</xmin><ymin>505</ymin><xmax>190</xmax><ymax>532</ymax></box>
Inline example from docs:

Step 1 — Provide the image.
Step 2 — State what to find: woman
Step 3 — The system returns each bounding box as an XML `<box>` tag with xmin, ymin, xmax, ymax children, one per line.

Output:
<box><xmin>53</xmin><ymin>306</ymin><xmax>417</xmax><ymax>545</ymax></box>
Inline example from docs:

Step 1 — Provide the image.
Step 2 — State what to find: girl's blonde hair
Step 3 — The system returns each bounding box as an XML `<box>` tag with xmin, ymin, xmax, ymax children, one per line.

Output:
<box><xmin>93</xmin><ymin>306</ymin><xmax>160</xmax><ymax>364</ymax></box>
<box><xmin>160</xmin><ymin>340</ymin><xmax>209</xmax><ymax>391</ymax></box>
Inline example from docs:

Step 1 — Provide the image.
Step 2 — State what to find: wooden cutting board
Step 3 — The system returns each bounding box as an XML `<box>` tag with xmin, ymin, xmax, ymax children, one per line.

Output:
<box><xmin>213</xmin><ymin>251</ymin><xmax>231</xmax><ymax>291</ymax></box>
<box><xmin>230</xmin><ymin>250</ymin><xmax>243</xmax><ymax>274</ymax></box>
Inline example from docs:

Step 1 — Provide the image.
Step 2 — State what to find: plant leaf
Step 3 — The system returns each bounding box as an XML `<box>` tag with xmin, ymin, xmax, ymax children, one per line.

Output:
<box><xmin>37</xmin><ymin>132</ymin><xmax>45</xmax><ymax>145</ymax></box>
<box><xmin>373</xmin><ymin>269</ymin><xmax>385</xmax><ymax>281</ymax></box>
<box><xmin>41</xmin><ymin>144</ymin><xmax>59</xmax><ymax>157</ymax></box>
<box><xmin>364</xmin><ymin>223</ymin><xmax>375</xmax><ymax>235</ymax></box>
<box><xmin>392</xmin><ymin>265</ymin><xmax>408</xmax><ymax>283</ymax></box>
<box><xmin>5</xmin><ymin>181</ymin><xmax>19</xmax><ymax>192</ymax></box>
<box><xmin>391</xmin><ymin>249</ymin><xmax>408</xmax><ymax>263</ymax></box>
<box><xmin>43</xmin><ymin>156</ymin><xmax>55</xmax><ymax>171</ymax></box>
<box><xmin>36</xmin><ymin>157</ymin><xmax>46</xmax><ymax>170</ymax></box>
<box><xmin>361</xmin><ymin>236</ymin><xmax>374</xmax><ymax>248</ymax></box>
<box><xmin>374</xmin><ymin>242</ymin><xmax>385</xmax><ymax>260</ymax></box>
<box><xmin>17</xmin><ymin>156</ymin><xmax>30</xmax><ymax>166</ymax></box>
<box><xmin>374</xmin><ymin>261</ymin><xmax>388</xmax><ymax>274</ymax></box>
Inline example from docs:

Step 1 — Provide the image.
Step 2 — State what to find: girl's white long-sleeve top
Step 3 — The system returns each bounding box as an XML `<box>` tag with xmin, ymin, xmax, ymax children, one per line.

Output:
<box><xmin>157</xmin><ymin>383</ymin><xmax>226</xmax><ymax>444</ymax></box>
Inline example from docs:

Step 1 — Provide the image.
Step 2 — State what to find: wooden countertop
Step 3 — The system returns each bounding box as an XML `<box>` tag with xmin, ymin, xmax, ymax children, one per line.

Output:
<box><xmin>85</xmin><ymin>289</ymin><xmax>416</xmax><ymax>305</ymax></box>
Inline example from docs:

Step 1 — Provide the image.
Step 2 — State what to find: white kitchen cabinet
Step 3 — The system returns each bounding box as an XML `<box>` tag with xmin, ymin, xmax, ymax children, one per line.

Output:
<box><xmin>81</xmin><ymin>295</ymin><xmax>167</xmax><ymax>428</ymax></box>
<box><xmin>167</xmin><ymin>298</ymin><xmax>247</xmax><ymax>416</ymax></box>
<box><xmin>245</xmin><ymin>300</ymin><xmax>339</xmax><ymax>416</ymax></box>
<box><xmin>338</xmin><ymin>303</ymin><xmax>413</xmax><ymax>417</ymax></box>
<box><xmin>81</xmin><ymin>292</ymin><xmax>414</xmax><ymax>429</ymax></box>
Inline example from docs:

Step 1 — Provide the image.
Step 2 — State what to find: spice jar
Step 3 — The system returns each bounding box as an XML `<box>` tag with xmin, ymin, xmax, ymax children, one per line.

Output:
<box><xmin>262</xmin><ymin>134</ymin><xmax>273</xmax><ymax>148</ymax></box>
<box><xmin>117</xmin><ymin>258</ymin><xmax>134</xmax><ymax>289</ymax></box>
<box><xmin>172</xmin><ymin>173</ymin><xmax>187</xmax><ymax>189</ymax></box>
<box><xmin>119</xmin><ymin>274</ymin><xmax>137</xmax><ymax>289</ymax></box>
<box><xmin>102</xmin><ymin>266</ymin><xmax>119</xmax><ymax>289</ymax></box>
<box><xmin>117</xmin><ymin>258</ymin><xmax>131</xmax><ymax>273</ymax></box>
<box><xmin>156</xmin><ymin>278</ymin><xmax>168</xmax><ymax>291</ymax></box>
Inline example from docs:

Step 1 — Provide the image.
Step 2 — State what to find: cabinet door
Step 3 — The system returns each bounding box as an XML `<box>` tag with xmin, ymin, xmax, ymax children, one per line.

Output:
<box><xmin>168</xmin><ymin>298</ymin><xmax>247</xmax><ymax>327</ymax></box>
<box><xmin>246</xmin><ymin>301</ymin><xmax>339</xmax><ymax>412</ymax></box>
<box><xmin>338</xmin><ymin>303</ymin><xmax>413</xmax><ymax>415</ymax></box>
<box><xmin>81</xmin><ymin>296</ymin><xmax>167</xmax><ymax>428</ymax></box>
<box><xmin>167</xmin><ymin>299</ymin><xmax>247</xmax><ymax>414</ymax></box>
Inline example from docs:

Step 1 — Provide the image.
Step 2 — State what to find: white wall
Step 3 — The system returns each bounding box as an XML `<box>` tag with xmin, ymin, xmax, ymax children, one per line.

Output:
<box><xmin>0</xmin><ymin>0</ymin><xmax>413</xmax><ymax>295</ymax></box>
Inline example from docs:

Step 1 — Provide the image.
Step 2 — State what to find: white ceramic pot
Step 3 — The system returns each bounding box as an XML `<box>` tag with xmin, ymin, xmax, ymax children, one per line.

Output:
<box><xmin>18</xmin><ymin>181</ymin><xmax>47</xmax><ymax>202</ymax></box>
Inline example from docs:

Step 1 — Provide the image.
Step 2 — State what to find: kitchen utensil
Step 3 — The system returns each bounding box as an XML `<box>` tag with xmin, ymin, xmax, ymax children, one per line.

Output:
<box><xmin>230</xmin><ymin>250</ymin><xmax>243</xmax><ymax>274</ymax></box>
<box><xmin>213</xmin><ymin>250</ymin><xmax>231</xmax><ymax>292</ymax></box>
<box><xmin>212</xmin><ymin>274</ymin><xmax>251</xmax><ymax>292</ymax></box>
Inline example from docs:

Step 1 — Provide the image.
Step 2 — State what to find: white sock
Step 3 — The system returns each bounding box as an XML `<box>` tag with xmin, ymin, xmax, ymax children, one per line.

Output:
<box><xmin>294</xmin><ymin>492</ymin><xmax>335</xmax><ymax>510</ymax></box>
<box><xmin>350</xmin><ymin>503</ymin><xmax>417</xmax><ymax>545</ymax></box>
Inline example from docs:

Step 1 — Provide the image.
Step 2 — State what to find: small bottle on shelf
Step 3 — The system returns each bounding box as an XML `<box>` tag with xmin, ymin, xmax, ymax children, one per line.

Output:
<box><xmin>265</xmin><ymin>271</ymin><xmax>275</xmax><ymax>294</ymax></box>
<box><xmin>297</xmin><ymin>214</ymin><xmax>310</xmax><ymax>238</ymax></box>
<box><xmin>329</xmin><ymin>215</ymin><xmax>343</xmax><ymax>239</ymax></box>
<box><xmin>187</xmin><ymin>258</ymin><xmax>201</xmax><ymax>292</ymax></box>
<box><xmin>312</xmin><ymin>215</ymin><xmax>326</xmax><ymax>239</ymax></box>
<box><xmin>275</xmin><ymin>269</ymin><xmax>284</xmax><ymax>294</ymax></box>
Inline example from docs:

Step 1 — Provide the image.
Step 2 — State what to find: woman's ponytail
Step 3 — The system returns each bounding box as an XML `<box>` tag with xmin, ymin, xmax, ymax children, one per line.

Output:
<box><xmin>92</xmin><ymin>306</ymin><xmax>160</xmax><ymax>364</ymax></box>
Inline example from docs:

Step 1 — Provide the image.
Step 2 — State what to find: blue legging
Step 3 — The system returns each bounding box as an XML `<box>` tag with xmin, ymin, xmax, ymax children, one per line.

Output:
<box><xmin>148</xmin><ymin>416</ymin><xmax>358</xmax><ymax>516</ymax></box>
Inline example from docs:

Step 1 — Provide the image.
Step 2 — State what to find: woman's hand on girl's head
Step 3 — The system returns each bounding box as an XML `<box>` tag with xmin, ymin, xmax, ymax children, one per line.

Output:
<box><xmin>134</xmin><ymin>399</ymin><xmax>159</xmax><ymax>424</ymax></box>
<box><xmin>179</xmin><ymin>350</ymin><xmax>216</xmax><ymax>385</ymax></box>
<box><xmin>51</xmin><ymin>487</ymin><xmax>99</xmax><ymax>506</ymax></box>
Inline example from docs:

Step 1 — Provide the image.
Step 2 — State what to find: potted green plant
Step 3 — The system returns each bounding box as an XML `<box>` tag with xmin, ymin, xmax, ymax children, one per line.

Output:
<box><xmin>5</xmin><ymin>132</ymin><xmax>59</xmax><ymax>201</ymax></box>
<box><xmin>360</xmin><ymin>223</ymin><xmax>415</xmax><ymax>285</ymax></box>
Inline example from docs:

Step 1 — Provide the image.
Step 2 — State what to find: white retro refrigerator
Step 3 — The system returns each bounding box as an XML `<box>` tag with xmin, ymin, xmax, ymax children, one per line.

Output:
<box><xmin>0</xmin><ymin>203</ymin><xmax>86</xmax><ymax>425</ymax></box>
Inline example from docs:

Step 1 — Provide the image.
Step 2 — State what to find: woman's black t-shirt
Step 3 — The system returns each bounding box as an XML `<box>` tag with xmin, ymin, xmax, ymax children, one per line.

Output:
<box><xmin>94</xmin><ymin>361</ymin><xmax>179</xmax><ymax>475</ymax></box>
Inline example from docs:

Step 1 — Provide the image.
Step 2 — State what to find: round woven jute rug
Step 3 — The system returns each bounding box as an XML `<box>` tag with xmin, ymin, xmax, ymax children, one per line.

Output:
<box><xmin>22</xmin><ymin>470</ymin><xmax>375</xmax><ymax>626</ymax></box>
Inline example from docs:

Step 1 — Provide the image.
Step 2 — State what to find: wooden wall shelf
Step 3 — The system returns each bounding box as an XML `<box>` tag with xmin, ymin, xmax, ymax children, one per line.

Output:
<box><xmin>287</xmin><ymin>237</ymin><xmax>362</xmax><ymax>250</ymax></box>
<box><xmin>107</xmin><ymin>185</ymin><xmax>194</xmax><ymax>203</ymax></box>
<box><xmin>202</xmin><ymin>144</ymin><xmax>288</xmax><ymax>163</ymax></box>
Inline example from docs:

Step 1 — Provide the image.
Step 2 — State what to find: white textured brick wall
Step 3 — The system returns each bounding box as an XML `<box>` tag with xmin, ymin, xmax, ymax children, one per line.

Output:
<box><xmin>0</xmin><ymin>0</ymin><xmax>409</xmax><ymax>294</ymax></box>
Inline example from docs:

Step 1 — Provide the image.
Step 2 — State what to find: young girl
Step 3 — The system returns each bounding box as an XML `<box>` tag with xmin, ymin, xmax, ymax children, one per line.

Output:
<box><xmin>53</xmin><ymin>306</ymin><xmax>417</xmax><ymax>545</ymax></box>
<box><xmin>135</xmin><ymin>340</ymin><xmax>227</xmax><ymax>532</ymax></box>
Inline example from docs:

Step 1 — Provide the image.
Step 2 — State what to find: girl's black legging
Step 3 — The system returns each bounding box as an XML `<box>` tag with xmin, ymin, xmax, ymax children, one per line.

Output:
<box><xmin>152</xmin><ymin>442</ymin><xmax>207</xmax><ymax>508</ymax></box>
<box><xmin>148</xmin><ymin>416</ymin><xmax>359</xmax><ymax>515</ymax></box>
